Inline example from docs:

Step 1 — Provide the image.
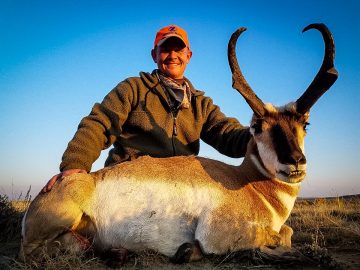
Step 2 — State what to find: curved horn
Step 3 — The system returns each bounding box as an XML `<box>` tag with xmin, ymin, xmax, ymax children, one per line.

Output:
<box><xmin>296</xmin><ymin>23</ymin><xmax>338</xmax><ymax>114</ymax></box>
<box><xmin>228</xmin><ymin>28</ymin><xmax>266</xmax><ymax>117</ymax></box>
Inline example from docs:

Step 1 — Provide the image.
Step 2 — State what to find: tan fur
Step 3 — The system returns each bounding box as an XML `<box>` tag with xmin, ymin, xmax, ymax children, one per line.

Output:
<box><xmin>22</xmin><ymin>136</ymin><xmax>299</xmax><ymax>258</ymax></box>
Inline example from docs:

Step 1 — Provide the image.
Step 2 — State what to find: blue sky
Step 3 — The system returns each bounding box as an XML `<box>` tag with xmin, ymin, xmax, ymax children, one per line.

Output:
<box><xmin>0</xmin><ymin>0</ymin><xmax>359</xmax><ymax>198</ymax></box>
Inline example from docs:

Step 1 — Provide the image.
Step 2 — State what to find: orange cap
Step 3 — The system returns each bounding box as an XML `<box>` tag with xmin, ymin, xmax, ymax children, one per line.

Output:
<box><xmin>154</xmin><ymin>25</ymin><xmax>190</xmax><ymax>48</ymax></box>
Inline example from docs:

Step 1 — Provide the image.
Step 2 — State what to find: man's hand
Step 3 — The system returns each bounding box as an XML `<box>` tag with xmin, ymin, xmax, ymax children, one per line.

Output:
<box><xmin>41</xmin><ymin>169</ymin><xmax>87</xmax><ymax>193</ymax></box>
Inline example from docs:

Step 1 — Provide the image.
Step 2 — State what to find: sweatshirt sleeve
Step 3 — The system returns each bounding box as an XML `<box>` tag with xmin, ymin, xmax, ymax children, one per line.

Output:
<box><xmin>60</xmin><ymin>80</ymin><xmax>135</xmax><ymax>172</ymax></box>
<box><xmin>200</xmin><ymin>97</ymin><xmax>251</xmax><ymax>158</ymax></box>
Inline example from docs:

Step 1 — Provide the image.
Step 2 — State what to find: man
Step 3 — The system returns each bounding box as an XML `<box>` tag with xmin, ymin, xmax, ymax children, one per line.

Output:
<box><xmin>43</xmin><ymin>25</ymin><xmax>251</xmax><ymax>192</ymax></box>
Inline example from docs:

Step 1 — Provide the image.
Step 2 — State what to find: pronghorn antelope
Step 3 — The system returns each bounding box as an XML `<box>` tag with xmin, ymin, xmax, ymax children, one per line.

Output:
<box><xmin>20</xmin><ymin>23</ymin><xmax>338</xmax><ymax>264</ymax></box>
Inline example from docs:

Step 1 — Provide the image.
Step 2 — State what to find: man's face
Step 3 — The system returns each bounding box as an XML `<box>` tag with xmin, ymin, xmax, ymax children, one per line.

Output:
<box><xmin>151</xmin><ymin>37</ymin><xmax>192</xmax><ymax>79</ymax></box>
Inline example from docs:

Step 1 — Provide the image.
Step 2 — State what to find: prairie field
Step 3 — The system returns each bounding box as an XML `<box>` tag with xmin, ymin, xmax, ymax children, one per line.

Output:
<box><xmin>0</xmin><ymin>193</ymin><xmax>359</xmax><ymax>270</ymax></box>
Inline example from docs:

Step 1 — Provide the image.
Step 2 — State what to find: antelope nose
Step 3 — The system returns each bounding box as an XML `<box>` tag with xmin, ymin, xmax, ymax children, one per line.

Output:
<box><xmin>289</xmin><ymin>152</ymin><xmax>306</xmax><ymax>166</ymax></box>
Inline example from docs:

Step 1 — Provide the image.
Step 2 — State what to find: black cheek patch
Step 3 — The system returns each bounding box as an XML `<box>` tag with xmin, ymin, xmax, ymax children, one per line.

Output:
<box><xmin>271</xmin><ymin>125</ymin><xmax>305</xmax><ymax>165</ymax></box>
<box><xmin>271</xmin><ymin>124</ymin><xmax>306</xmax><ymax>165</ymax></box>
<box><xmin>271</xmin><ymin>124</ymin><xmax>291</xmax><ymax>164</ymax></box>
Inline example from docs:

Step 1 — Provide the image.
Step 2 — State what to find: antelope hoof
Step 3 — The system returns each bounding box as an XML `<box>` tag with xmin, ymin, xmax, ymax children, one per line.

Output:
<box><xmin>104</xmin><ymin>247</ymin><xmax>129</xmax><ymax>268</ymax></box>
<box><xmin>171</xmin><ymin>241</ymin><xmax>203</xmax><ymax>264</ymax></box>
<box><xmin>265</xmin><ymin>230</ymin><xmax>282</xmax><ymax>249</ymax></box>
<box><xmin>279</xmin><ymin>224</ymin><xmax>293</xmax><ymax>247</ymax></box>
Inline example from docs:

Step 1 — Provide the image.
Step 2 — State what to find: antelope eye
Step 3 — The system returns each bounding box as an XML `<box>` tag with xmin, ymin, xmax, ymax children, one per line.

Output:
<box><xmin>303</xmin><ymin>122</ymin><xmax>310</xmax><ymax>131</ymax></box>
<box><xmin>251</xmin><ymin>119</ymin><xmax>263</xmax><ymax>134</ymax></box>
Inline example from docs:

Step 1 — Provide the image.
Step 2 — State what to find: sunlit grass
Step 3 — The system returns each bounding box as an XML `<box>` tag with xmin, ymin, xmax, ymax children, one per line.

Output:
<box><xmin>288</xmin><ymin>197</ymin><xmax>360</xmax><ymax>249</ymax></box>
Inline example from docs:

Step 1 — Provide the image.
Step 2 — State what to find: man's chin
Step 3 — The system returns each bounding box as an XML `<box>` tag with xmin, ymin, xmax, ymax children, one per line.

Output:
<box><xmin>161</xmin><ymin>68</ymin><xmax>184</xmax><ymax>79</ymax></box>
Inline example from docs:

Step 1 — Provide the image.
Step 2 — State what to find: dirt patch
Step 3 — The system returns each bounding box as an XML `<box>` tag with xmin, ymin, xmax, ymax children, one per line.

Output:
<box><xmin>328</xmin><ymin>248</ymin><xmax>360</xmax><ymax>270</ymax></box>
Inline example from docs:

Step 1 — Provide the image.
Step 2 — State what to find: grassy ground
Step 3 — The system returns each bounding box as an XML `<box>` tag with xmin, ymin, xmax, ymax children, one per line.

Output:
<box><xmin>1</xmin><ymin>193</ymin><xmax>359</xmax><ymax>269</ymax></box>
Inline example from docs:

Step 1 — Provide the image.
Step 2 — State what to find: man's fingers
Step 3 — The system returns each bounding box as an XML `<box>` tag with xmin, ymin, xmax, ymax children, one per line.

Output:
<box><xmin>41</xmin><ymin>169</ymin><xmax>87</xmax><ymax>193</ymax></box>
<box><xmin>41</xmin><ymin>185</ymin><xmax>48</xmax><ymax>193</ymax></box>
<box><xmin>41</xmin><ymin>174</ymin><xmax>61</xmax><ymax>193</ymax></box>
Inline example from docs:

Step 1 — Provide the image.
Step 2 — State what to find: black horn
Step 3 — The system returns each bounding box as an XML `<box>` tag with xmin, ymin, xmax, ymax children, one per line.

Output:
<box><xmin>228</xmin><ymin>28</ymin><xmax>266</xmax><ymax>117</ymax></box>
<box><xmin>296</xmin><ymin>23</ymin><xmax>338</xmax><ymax>114</ymax></box>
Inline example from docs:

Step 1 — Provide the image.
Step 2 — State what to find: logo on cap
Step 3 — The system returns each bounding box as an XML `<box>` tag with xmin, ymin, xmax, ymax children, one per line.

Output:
<box><xmin>154</xmin><ymin>25</ymin><xmax>190</xmax><ymax>48</ymax></box>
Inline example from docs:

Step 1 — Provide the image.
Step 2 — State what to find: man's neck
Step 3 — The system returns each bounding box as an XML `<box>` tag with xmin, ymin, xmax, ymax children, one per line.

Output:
<box><xmin>157</xmin><ymin>70</ymin><xmax>185</xmax><ymax>86</ymax></box>
<box><xmin>173</xmin><ymin>78</ymin><xmax>185</xmax><ymax>85</ymax></box>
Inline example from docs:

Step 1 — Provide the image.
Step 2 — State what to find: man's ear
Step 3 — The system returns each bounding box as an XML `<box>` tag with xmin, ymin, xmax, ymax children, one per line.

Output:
<box><xmin>151</xmin><ymin>49</ymin><xmax>157</xmax><ymax>63</ymax></box>
<box><xmin>186</xmin><ymin>49</ymin><xmax>193</xmax><ymax>63</ymax></box>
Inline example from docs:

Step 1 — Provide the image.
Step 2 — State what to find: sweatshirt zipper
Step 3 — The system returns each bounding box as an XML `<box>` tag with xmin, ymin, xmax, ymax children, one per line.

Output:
<box><xmin>173</xmin><ymin>116</ymin><xmax>178</xmax><ymax>136</ymax></box>
<box><xmin>171</xmin><ymin>109</ymin><xmax>179</xmax><ymax>155</ymax></box>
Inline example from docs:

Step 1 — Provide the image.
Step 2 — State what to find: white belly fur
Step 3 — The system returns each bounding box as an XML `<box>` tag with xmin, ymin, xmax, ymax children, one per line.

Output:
<box><xmin>91</xmin><ymin>177</ymin><xmax>222</xmax><ymax>257</ymax></box>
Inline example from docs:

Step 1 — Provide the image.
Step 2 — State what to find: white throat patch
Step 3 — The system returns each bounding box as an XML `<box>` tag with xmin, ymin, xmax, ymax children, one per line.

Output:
<box><xmin>250</xmin><ymin>154</ymin><xmax>273</xmax><ymax>178</ymax></box>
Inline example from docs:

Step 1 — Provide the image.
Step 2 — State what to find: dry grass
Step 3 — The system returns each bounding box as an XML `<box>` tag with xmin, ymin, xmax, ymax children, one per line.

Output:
<box><xmin>288</xmin><ymin>197</ymin><xmax>360</xmax><ymax>250</ymax></box>
<box><xmin>1</xmin><ymin>191</ymin><xmax>359</xmax><ymax>269</ymax></box>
